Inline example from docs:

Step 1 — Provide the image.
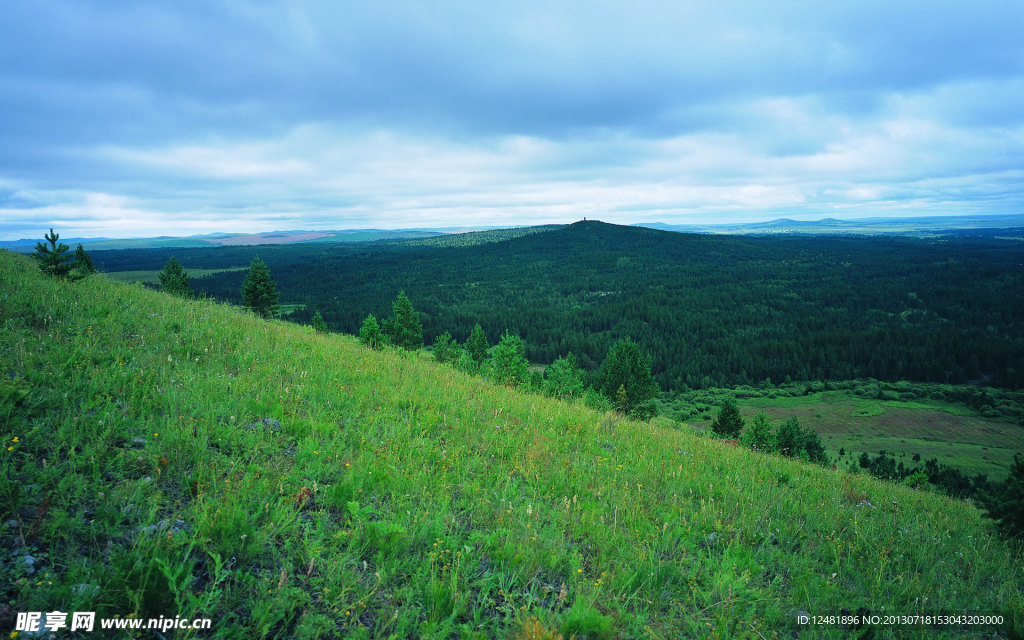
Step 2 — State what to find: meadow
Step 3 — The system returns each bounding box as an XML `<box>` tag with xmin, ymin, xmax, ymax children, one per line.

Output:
<box><xmin>1</xmin><ymin>250</ymin><xmax>1022</xmax><ymax>638</ymax></box>
<box><xmin>664</xmin><ymin>388</ymin><xmax>1023</xmax><ymax>481</ymax></box>
<box><xmin>738</xmin><ymin>392</ymin><xmax>1021</xmax><ymax>479</ymax></box>
<box><xmin>104</xmin><ymin>267</ymin><xmax>248</xmax><ymax>285</ymax></box>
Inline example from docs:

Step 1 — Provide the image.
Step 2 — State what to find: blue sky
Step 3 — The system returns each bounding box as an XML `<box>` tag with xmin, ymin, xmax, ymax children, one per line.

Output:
<box><xmin>2</xmin><ymin>1</ymin><xmax>1023</xmax><ymax>239</ymax></box>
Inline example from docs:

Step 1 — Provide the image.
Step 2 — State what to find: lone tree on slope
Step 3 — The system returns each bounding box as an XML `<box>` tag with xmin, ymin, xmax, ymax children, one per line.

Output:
<box><xmin>598</xmin><ymin>337</ymin><xmax>659</xmax><ymax>419</ymax></box>
<box><xmin>241</xmin><ymin>255</ymin><xmax>279</xmax><ymax>318</ymax></box>
<box><xmin>466</xmin><ymin>323</ymin><xmax>489</xmax><ymax>365</ymax></box>
<box><xmin>711</xmin><ymin>397</ymin><xmax>745</xmax><ymax>438</ymax></box>
<box><xmin>158</xmin><ymin>256</ymin><xmax>192</xmax><ymax>298</ymax></box>
<box><xmin>385</xmin><ymin>290</ymin><xmax>423</xmax><ymax>351</ymax></box>
<box><xmin>32</xmin><ymin>228</ymin><xmax>75</xmax><ymax>279</ymax></box>
<box><xmin>359</xmin><ymin>314</ymin><xmax>385</xmax><ymax>349</ymax></box>
<box><xmin>73</xmin><ymin>244</ymin><xmax>97</xmax><ymax>275</ymax></box>
<box><xmin>491</xmin><ymin>331</ymin><xmax>529</xmax><ymax>387</ymax></box>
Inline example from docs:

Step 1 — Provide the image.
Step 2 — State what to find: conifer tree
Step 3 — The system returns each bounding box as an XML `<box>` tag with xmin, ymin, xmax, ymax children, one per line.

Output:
<box><xmin>433</xmin><ymin>331</ymin><xmax>457</xmax><ymax>364</ymax></box>
<box><xmin>386</xmin><ymin>290</ymin><xmax>423</xmax><ymax>351</ymax></box>
<box><xmin>466</xmin><ymin>324</ymin><xmax>489</xmax><ymax>365</ymax></box>
<box><xmin>741</xmin><ymin>410</ymin><xmax>775</xmax><ymax>451</ymax></box>
<box><xmin>359</xmin><ymin>314</ymin><xmax>385</xmax><ymax>349</ymax></box>
<box><xmin>240</xmin><ymin>255</ymin><xmax>279</xmax><ymax>318</ymax></box>
<box><xmin>158</xmin><ymin>256</ymin><xmax>192</xmax><ymax>298</ymax></box>
<box><xmin>32</xmin><ymin>228</ymin><xmax>74</xmax><ymax>278</ymax></box>
<box><xmin>310</xmin><ymin>310</ymin><xmax>328</xmax><ymax>333</ymax></box>
<box><xmin>598</xmin><ymin>337</ymin><xmax>659</xmax><ymax>418</ymax></box>
<box><xmin>544</xmin><ymin>352</ymin><xmax>587</xmax><ymax>399</ymax></box>
<box><xmin>491</xmin><ymin>331</ymin><xmax>529</xmax><ymax>386</ymax></box>
<box><xmin>711</xmin><ymin>398</ymin><xmax>745</xmax><ymax>438</ymax></box>
<box><xmin>775</xmin><ymin>417</ymin><xmax>803</xmax><ymax>457</ymax></box>
<box><xmin>982</xmin><ymin>453</ymin><xmax>1024</xmax><ymax>540</ymax></box>
<box><xmin>73</xmin><ymin>244</ymin><xmax>97</xmax><ymax>275</ymax></box>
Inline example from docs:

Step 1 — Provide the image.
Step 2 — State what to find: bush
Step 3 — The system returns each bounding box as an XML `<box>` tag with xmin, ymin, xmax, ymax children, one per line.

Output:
<box><xmin>741</xmin><ymin>411</ymin><xmax>774</xmax><ymax>452</ymax></box>
<box><xmin>904</xmin><ymin>470</ymin><xmax>929</xmax><ymax>489</ymax></box>
<box><xmin>981</xmin><ymin>454</ymin><xmax>1024</xmax><ymax>540</ymax></box>
<box><xmin>775</xmin><ymin>417</ymin><xmax>829</xmax><ymax>465</ymax></box>
<box><xmin>543</xmin><ymin>353</ymin><xmax>587</xmax><ymax>399</ymax></box>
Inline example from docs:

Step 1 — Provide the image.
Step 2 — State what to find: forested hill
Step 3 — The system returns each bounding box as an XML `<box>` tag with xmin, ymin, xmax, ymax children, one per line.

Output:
<box><xmin>97</xmin><ymin>220</ymin><xmax>1024</xmax><ymax>391</ymax></box>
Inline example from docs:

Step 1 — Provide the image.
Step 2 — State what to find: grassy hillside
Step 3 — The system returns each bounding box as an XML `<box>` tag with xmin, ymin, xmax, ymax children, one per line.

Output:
<box><xmin>1</xmin><ymin>250</ymin><xmax>1021</xmax><ymax>639</ymax></box>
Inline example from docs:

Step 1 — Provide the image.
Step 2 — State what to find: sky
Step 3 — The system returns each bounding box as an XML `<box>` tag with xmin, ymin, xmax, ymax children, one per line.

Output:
<box><xmin>2</xmin><ymin>1</ymin><xmax>1024</xmax><ymax>240</ymax></box>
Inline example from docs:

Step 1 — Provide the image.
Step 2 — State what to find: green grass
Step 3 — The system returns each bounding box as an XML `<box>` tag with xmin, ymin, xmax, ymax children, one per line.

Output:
<box><xmin>104</xmin><ymin>267</ymin><xmax>248</xmax><ymax>285</ymax></box>
<box><xmin>736</xmin><ymin>393</ymin><xmax>1023</xmax><ymax>479</ymax></box>
<box><xmin>1</xmin><ymin>250</ymin><xmax>1022</xmax><ymax>639</ymax></box>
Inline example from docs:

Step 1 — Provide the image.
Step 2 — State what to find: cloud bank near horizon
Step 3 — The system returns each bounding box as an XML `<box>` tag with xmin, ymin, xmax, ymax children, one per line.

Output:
<box><xmin>2</xmin><ymin>1</ymin><xmax>1023</xmax><ymax>239</ymax></box>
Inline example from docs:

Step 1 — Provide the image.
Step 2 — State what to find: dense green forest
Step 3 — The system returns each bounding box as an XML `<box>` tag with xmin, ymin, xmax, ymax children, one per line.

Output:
<box><xmin>92</xmin><ymin>221</ymin><xmax>1024</xmax><ymax>391</ymax></box>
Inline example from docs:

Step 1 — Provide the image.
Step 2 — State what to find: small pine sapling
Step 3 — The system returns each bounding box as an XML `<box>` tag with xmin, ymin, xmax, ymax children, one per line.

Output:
<box><xmin>32</xmin><ymin>228</ymin><xmax>75</xmax><ymax>279</ymax></box>
<box><xmin>240</xmin><ymin>256</ymin><xmax>279</xmax><ymax>318</ymax></box>
<box><xmin>310</xmin><ymin>310</ymin><xmax>328</xmax><ymax>333</ymax></box>
<box><xmin>73</xmin><ymin>244</ymin><xmax>97</xmax><ymax>276</ymax></box>
<box><xmin>159</xmin><ymin>256</ymin><xmax>192</xmax><ymax>298</ymax></box>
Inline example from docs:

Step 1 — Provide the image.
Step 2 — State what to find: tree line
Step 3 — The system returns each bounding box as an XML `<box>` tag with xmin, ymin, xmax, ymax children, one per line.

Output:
<box><xmin>358</xmin><ymin>290</ymin><xmax>661</xmax><ymax>419</ymax></box>
<box><xmin>96</xmin><ymin>221</ymin><xmax>1024</xmax><ymax>391</ymax></box>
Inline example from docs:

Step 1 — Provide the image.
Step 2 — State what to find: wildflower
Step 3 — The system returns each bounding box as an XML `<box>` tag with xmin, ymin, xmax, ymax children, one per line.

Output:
<box><xmin>11</xmin><ymin>437</ymin><xmax>18</xmax><ymax>443</ymax></box>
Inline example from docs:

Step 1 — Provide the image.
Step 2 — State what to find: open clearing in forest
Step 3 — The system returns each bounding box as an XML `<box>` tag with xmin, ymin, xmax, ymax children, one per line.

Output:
<box><xmin>737</xmin><ymin>391</ymin><xmax>1023</xmax><ymax>479</ymax></box>
<box><xmin>103</xmin><ymin>266</ymin><xmax>247</xmax><ymax>284</ymax></box>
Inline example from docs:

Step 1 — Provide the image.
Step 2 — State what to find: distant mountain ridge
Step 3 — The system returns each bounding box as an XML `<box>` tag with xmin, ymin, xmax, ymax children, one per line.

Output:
<box><xmin>5</xmin><ymin>213</ymin><xmax>1024</xmax><ymax>251</ymax></box>
<box><xmin>635</xmin><ymin>214</ymin><xmax>1024</xmax><ymax>236</ymax></box>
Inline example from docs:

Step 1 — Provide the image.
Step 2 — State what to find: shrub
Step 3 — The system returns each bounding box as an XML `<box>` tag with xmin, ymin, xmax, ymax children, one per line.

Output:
<box><xmin>741</xmin><ymin>411</ymin><xmax>774</xmax><ymax>452</ymax></box>
<box><xmin>981</xmin><ymin>454</ymin><xmax>1024</xmax><ymax>540</ymax></box>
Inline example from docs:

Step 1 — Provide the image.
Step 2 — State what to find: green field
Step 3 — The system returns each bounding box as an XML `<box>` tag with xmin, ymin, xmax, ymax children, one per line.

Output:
<box><xmin>104</xmin><ymin>266</ymin><xmax>248</xmax><ymax>285</ymax></box>
<box><xmin>733</xmin><ymin>392</ymin><xmax>1024</xmax><ymax>479</ymax></box>
<box><xmin>2</xmin><ymin>250</ymin><xmax>1022</xmax><ymax>638</ymax></box>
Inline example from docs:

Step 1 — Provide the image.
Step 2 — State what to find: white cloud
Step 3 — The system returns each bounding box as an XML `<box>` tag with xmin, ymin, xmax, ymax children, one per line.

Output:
<box><xmin>1</xmin><ymin>1</ymin><xmax>1023</xmax><ymax>238</ymax></box>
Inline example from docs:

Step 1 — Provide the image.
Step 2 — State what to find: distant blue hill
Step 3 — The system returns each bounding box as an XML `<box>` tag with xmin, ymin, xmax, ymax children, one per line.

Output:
<box><xmin>634</xmin><ymin>214</ymin><xmax>1024</xmax><ymax>236</ymax></box>
<box><xmin>5</xmin><ymin>214</ymin><xmax>1024</xmax><ymax>252</ymax></box>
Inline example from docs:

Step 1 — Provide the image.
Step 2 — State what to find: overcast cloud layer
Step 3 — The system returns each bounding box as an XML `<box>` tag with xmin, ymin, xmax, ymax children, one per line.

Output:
<box><xmin>2</xmin><ymin>1</ymin><xmax>1023</xmax><ymax>239</ymax></box>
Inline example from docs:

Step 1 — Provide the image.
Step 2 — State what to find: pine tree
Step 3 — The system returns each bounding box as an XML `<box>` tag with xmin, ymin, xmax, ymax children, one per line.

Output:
<box><xmin>32</xmin><ymin>228</ymin><xmax>74</xmax><ymax>278</ymax></box>
<box><xmin>490</xmin><ymin>331</ymin><xmax>529</xmax><ymax>386</ymax></box>
<box><xmin>466</xmin><ymin>323</ymin><xmax>489</xmax><ymax>365</ymax></box>
<box><xmin>544</xmin><ymin>352</ymin><xmax>587</xmax><ymax>399</ymax></box>
<box><xmin>982</xmin><ymin>453</ymin><xmax>1024</xmax><ymax>539</ymax></box>
<box><xmin>741</xmin><ymin>410</ymin><xmax>775</xmax><ymax>451</ymax></box>
<box><xmin>711</xmin><ymin>398</ymin><xmax>745</xmax><ymax>438</ymax></box>
<box><xmin>73</xmin><ymin>244</ymin><xmax>97</xmax><ymax>275</ymax></box>
<box><xmin>158</xmin><ymin>256</ymin><xmax>192</xmax><ymax>298</ymax></box>
<box><xmin>240</xmin><ymin>255</ymin><xmax>279</xmax><ymax>318</ymax></box>
<box><xmin>310</xmin><ymin>310</ymin><xmax>328</xmax><ymax>333</ymax></box>
<box><xmin>598</xmin><ymin>338</ymin><xmax>659</xmax><ymax>419</ymax></box>
<box><xmin>386</xmin><ymin>290</ymin><xmax>423</xmax><ymax>351</ymax></box>
<box><xmin>432</xmin><ymin>331</ymin><xmax>457</xmax><ymax>364</ymax></box>
<box><xmin>359</xmin><ymin>314</ymin><xmax>385</xmax><ymax>350</ymax></box>
<box><xmin>775</xmin><ymin>417</ymin><xmax>803</xmax><ymax>457</ymax></box>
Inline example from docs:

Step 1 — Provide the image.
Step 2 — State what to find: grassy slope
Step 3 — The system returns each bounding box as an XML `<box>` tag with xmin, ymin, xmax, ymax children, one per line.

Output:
<box><xmin>1</xmin><ymin>250</ymin><xmax>1021</xmax><ymax>639</ymax></box>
